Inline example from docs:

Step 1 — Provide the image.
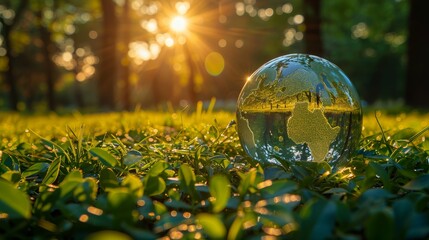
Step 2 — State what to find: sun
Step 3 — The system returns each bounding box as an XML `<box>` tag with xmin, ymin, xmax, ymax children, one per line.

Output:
<box><xmin>170</xmin><ymin>16</ymin><xmax>188</xmax><ymax>33</ymax></box>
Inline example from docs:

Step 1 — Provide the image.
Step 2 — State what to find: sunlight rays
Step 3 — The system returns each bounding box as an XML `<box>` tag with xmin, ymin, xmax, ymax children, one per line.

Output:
<box><xmin>170</xmin><ymin>16</ymin><xmax>188</xmax><ymax>33</ymax></box>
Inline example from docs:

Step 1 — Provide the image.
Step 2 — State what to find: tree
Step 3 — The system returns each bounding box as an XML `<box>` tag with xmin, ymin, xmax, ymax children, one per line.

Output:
<box><xmin>35</xmin><ymin>1</ymin><xmax>57</xmax><ymax>111</ymax></box>
<box><xmin>322</xmin><ymin>0</ymin><xmax>408</xmax><ymax>103</ymax></box>
<box><xmin>98</xmin><ymin>0</ymin><xmax>118</xmax><ymax>110</ymax></box>
<box><xmin>405</xmin><ymin>0</ymin><xmax>429</xmax><ymax>108</ymax></box>
<box><xmin>0</xmin><ymin>0</ymin><xmax>28</xmax><ymax>111</ymax></box>
<box><xmin>303</xmin><ymin>0</ymin><xmax>323</xmax><ymax>56</ymax></box>
<box><xmin>120</xmin><ymin>0</ymin><xmax>131</xmax><ymax>110</ymax></box>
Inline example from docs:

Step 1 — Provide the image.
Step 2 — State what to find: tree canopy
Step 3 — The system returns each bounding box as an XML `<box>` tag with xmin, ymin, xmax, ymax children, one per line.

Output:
<box><xmin>0</xmin><ymin>0</ymin><xmax>420</xmax><ymax>112</ymax></box>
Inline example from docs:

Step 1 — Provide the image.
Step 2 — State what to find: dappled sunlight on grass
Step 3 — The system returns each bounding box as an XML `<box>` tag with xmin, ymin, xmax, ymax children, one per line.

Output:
<box><xmin>1</xmin><ymin>108</ymin><xmax>429</xmax><ymax>239</ymax></box>
<box><xmin>2</xmin><ymin>109</ymin><xmax>429</xmax><ymax>140</ymax></box>
<box><xmin>362</xmin><ymin>110</ymin><xmax>429</xmax><ymax>137</ymax></box>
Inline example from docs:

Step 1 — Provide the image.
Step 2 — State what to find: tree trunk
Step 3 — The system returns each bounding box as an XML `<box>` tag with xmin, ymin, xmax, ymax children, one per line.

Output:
<box><xmin>35</xmin><ymin>1</ymin><xmax>56</xmax><ymax>111</ymax></box>
<box><xmin>405</xmin><ymin>0</ymin><xmax>429</xmax><ymax>108</ymax></box>
<box><xmin>303</xmin><ymin>0</ymin><xmax>323</xmax><ymax>56</ymax></box>
<box><xmin>2</xmin><ymin>26</ymin><xmax>18</xmax><ymax>111</ymax></box>
<box><xmin>121</xmin><ymin>0</ymin><xmax>131</xmax><ymax>111</ymax></box>
<box><xmin>39</xmin><ymin>24</ymin><xmax>56</xmax><ymax>111</ymax></box>
<box><xmin>99</xmin><ymin>0</ymin><xmax>118</xmax><ymax>110</ymax></box>
<box><xmin>0</xmin><ymin>1</ymin><xmax>27</xmax><ymax>111</ymax></box>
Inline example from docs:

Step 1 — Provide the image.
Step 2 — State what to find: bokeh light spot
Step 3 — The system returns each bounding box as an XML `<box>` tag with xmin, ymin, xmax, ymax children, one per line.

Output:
<box><xmin>88</xmin><ymin>30</ymin><xmax>98</xmax><ymax>39</ymax></box>
<box><xmin>293</xmin><ymin>14</ymin><xmax>304</xmax><ymax>25</ymax></box>
<box><xmin>218</xmin><ymin>39</ymin><xmax>227</xmax><ymax>48</ymax></box>
<box><xmin>165</xmin><ymin>37</ymin><xmax>175</xmax><ymax>47</ymax></box>
<box><xmin>282</xmin><ymin>3</ymin><xmax>293</xmax><ymax>13</ymax></box>
<box><xmin>205</xmin><ymin>52</ymin><xmax>225</xmax><ymax>76</ymax></box>
<box><xmin>235</xmin><ymin>39</ymin><xmax>244</xmax><ymax>48</ymax></box>
<box><xmin>219</xmin><ymin>15</ymin><xmax>227</xmax><ymax>23</ymax></box>
<box><xmin>175</xmin><ymin>1</ymin><xmax>190</xmax><ymax>15</ymax></box>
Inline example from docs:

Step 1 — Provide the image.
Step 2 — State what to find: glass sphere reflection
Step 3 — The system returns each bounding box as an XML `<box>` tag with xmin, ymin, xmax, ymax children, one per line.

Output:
<box><xmin>236</xmin><ymin>54</ymin><xmax>362</xmax><ymax>166</ymax></box>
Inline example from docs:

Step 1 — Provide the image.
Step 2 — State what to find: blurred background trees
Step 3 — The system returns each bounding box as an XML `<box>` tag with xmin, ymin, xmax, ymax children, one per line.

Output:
<box><xmin>0</xmin><ymin>0</ymin><xmax>422</xmax><ymax>112</ymax></box>
<box><xmin>405</xmin><ymin>0</ymin><xmax>429</xmax><ymax>108</ymax></box>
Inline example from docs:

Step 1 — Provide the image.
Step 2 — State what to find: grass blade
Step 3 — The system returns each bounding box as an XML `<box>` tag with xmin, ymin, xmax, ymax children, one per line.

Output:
<box><xmin>375</xmin><ymin>112</ymin><xmax>393</xmax><ymax>155</ymax></box>
<box><xmin>89</xmin><ymin>148</ymin><xmax>118</xmax><ymax>167</ymax></box>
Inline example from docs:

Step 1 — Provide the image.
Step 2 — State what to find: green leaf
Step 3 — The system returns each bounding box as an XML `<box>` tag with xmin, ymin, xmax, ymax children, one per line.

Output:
<box><xmin>179</xmin><ymin>164</ymin><xmax>197</xmax><ymax>200</ymax></box>
<box><xmin>148</xmin><ymin>161</ymin><xmax>168</xmax><ymax>176</ymax></box>
<box><xmin>33</xmin><ymin>189</ymin><xmax>61</xmax><ymax>215</ymax></box>
<box><xmin>123</xmin><ymin>174</ymin><xmax>143</xmax><ymax>198</ymax></box>
<box><xmin>62</xmin><ymin>169</ymin><xmax>83</xmax><ymax>182</ymax></box>
<box><xmin>238</xmin><ymin>168</ymin><xmax>263</xmax><ymax>196</ymax></box>
<box><xmin>369</xmin><ymin>161</ymin><xmax>392</xmax><ymax>190</ymax></box>
<box><xmin>0</xmin><ymin>163</ymin><xmax>9</xmax><ymax>174</ymax></box>
<box><xmin>41</xmin><ymin>158</ymin><xmax>61</xmax><ymax>185</ymax></box>
<box><xmin>107</xmin><ymin>188</ymin><xmax>137</xmax><ymax>211</ymax></box>
<box><xmin>0</xmin><ymin>179</ymin><xmax>31</xmax><ymax>219</ymax></box>
<box><xmin>364</xmin><ymin>208</ymin><xmax>394</xmax><ymax>240</ymax></box>
<box><xmin>392</xmin><ymin>199</ymin><xmax>414</xmax><ymax>239</ymax></box>
<box><xmin>74</xmin><ymin>178</ymin><xmax>98</xmax><ymax>203</ymax></box>
<box><xmin>227</xmin><ymin>215</ymin><xmax>245</xmax><ymax>240</ymax></box>
<box><xmin>90</xmin><ymin>148</ymin><xmax>118</xmax><ymax>167</ymax></box>
<box><xmin>62</xmin><ymin>202</ymin><xmax>87</xmax><ymax>220</ymax></box>
<box><xmin>210</xmin><ymin>175</ymin><xmax>230</xmax><ymax>213</ymax></box>
<box><xmin>210</xmin><ymin>155</ymin><xmax>230</xmax><ymax>169</ymax></box>
<box><xmin>197</xmin><ymin>213</ymin><xmax>226</xmax><ymax>239</ymax></box>
<box><xmin>1</xmin><ymin>171</ymin><xmax>21</xmax><ymax>185</ymax></box>
<box><xmin>209</xmin><ymin>125</ymin><xmax>219</xmax><ymax>138</ymax></box>
<box><xmin>1</xmin><ymin>153</ymin><xmax>20</xmax><ymax>171</ymax></box>
<box><xmin>107</xmin><ymin>188</ymin><xmax>138</xmax><ymax>223</ymax></box>
<box><xmin>59</xmin><ymin>170</ymin><xmax>83</xmax><ymax>199</ymax></box>
<box><xmin>123</xmin><ymin>150</ymin><xmax>142</xmax><ymax>166</ymax></box>
<box><xmin>41</xmin><ymin>138</ymin><xmax>66</xmax><ymax>154</ymax></box>
<box><xmin>143</xmin><ymin>175</ymin><xmax>166</xmax><ymax>196</ymax></box>
<box><xmin>153</xmin><ymin>201</ymin><xmax>168</xmax><ymax>215</ymax></box>
<box><xmin>291</xmin><ymin>164</ymin><xmax>312</xmax><ymax>181</ymax></box>
<box><xmin>99</xmin><ymin>168</ymin><xmax>119</xmax><ymax>190</ymax></box>
<box><xmin>299</xmin><ymin>200</ymin><xmax>337</xmax><ymax>240</ymax></box>
<box><xmin>194</xmin><ymin>145</ymin><xmax>208</xmax><ymax>162</ymax></box>
<box><xmin>403</xmin><ymin>174</ymin><xmax>429</xmax><ymax>190</ymax></box>
<box><xmin>22</xmin><ymin>162</ymin><xmax>50</xmax><ymax>178</ymax></box>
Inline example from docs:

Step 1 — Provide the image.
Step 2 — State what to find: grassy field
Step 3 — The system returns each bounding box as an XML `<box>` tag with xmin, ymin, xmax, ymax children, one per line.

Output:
<box><xmin>1</xmin><ymin>108</ymin><xmax>429</xmax><ymax>239</ymax></box>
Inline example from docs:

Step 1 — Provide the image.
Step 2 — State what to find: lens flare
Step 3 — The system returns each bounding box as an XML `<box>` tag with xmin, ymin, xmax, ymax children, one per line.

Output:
<box><xmin>204</xmin><ymin>52</ymin><xmax>225</xmax><ymax>76</ymax></box>
<box><xmin>170</xmin><ymin>16</ymin><xmax>187</xmax><ymax>33</ymax></box>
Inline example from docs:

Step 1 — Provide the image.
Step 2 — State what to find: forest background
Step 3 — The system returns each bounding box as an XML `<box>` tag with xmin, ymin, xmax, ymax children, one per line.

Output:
<box><xmin>0</xmin><ymin>0</ymin><xmax>427</xmax><ymax>112</ymax></box>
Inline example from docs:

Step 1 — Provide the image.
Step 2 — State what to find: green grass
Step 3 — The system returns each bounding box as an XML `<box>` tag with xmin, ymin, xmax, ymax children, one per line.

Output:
<box><xmin>1</xmin><ymin>109</ymin><xmax>429</xmax><ymax>239</ymax></box>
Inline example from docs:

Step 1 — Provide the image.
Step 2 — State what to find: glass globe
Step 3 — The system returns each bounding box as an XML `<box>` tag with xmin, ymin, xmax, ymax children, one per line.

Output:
<box><xmin>236</xmin><ymin>54</ymin><xmax>362</xmax><ymax>166</ymax></box>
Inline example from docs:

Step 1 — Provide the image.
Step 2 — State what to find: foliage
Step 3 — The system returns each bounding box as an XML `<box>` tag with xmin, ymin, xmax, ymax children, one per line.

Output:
<box><xmin>323</xmin><ymin>0</ymin><xmax>408</xmax><ymax>102</ymax></box>
<box><xmin>0</xmin><ymin>0</ymin><xmax>410</xmax><ymax>111</ymax></box>
<box><xmin>1</xmin><ymin>109</ymin><xmax>429</xmax><ymax>239</ymax></box>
